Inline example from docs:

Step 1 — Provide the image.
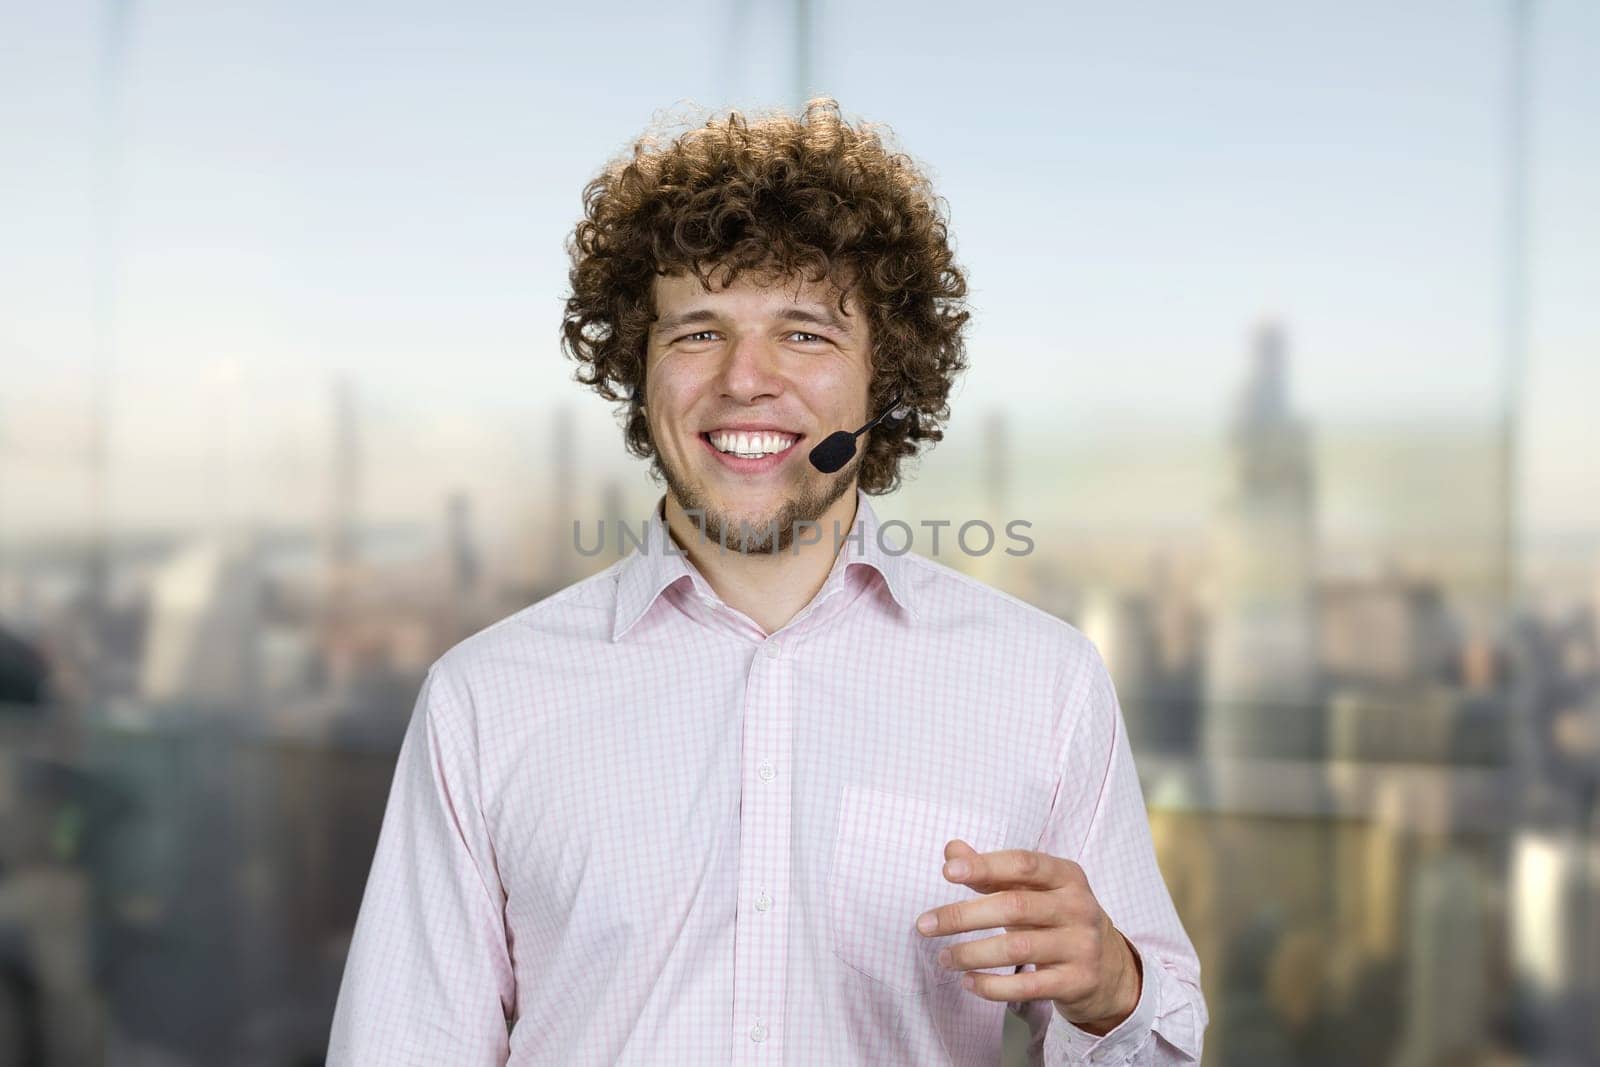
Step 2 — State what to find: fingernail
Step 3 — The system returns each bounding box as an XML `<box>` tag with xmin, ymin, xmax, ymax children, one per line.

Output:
<box><xmin>961</xmin><ymin>973</ymin><xmax>976</xmax><ymax>990</ymax></box>
<box><xmin>937</xmin><ymin>947</ymin><xmax>953</xmax><ymax>968</ymax></box>
<box><xmin>945</xmin><ymin>859</ymin><xmax>970</xmax><ymax>879</ymax></box>
<box><xmin>916</xmin><ymin>912</ymin><xmax>937</xmax><ymax>933</ymax></box>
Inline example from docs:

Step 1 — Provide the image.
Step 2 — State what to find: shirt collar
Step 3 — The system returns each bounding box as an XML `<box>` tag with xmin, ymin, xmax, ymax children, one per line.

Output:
<box><xmin>611</xmin><ymin>489</ymin><xmax>919</xmax><ymax>642</ymax></box>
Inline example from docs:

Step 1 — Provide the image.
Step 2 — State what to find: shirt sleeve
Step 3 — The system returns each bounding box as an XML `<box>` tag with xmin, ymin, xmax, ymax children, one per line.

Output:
<box><xmin>327</xmin><ymin>663</ymin><xmax>516</xmax><ymax>1066</ymax></box>
<box><xmin>1011</xmin><ymin>640</ymin><xmax>1208</xmax><ymax>1065</ymax></box>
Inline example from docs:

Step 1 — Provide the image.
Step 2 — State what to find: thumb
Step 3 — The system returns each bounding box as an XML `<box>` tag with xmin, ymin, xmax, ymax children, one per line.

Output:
<box><xmin>944</xmin><ymin>838</ymin><xmax>979</xmax><ymax>861</ymax></box>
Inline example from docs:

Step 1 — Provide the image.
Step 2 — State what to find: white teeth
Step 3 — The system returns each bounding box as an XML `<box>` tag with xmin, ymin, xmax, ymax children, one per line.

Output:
<box><xmin>710</xmin><ymin>430</ymin><xmax>798</xmax><ymax>457</ymax></box>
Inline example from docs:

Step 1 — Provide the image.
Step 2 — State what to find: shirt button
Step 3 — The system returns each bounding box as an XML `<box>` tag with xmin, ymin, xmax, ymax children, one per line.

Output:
<box><xmin>757</xmin><ymin>761</ymin><xmax>776</xmax><ymax>782</ymax></box>
<box><xmin>764</xmin><ymin>640</ymin><xmax>782</xmax><ymax>659</ymax></box>
<box><xmin>755</xmin><ymin>890</ymin><xmax>772</xmax><ymax>912</ymax></box>
<box><xmin>749</xmin><ymin>1020</ymin><xmax>768</xmax><ymax>1043</ymax></box>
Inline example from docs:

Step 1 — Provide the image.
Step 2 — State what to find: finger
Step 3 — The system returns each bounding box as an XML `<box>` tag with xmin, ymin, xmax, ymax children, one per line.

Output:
<box><xmin>938</xmin><ymin>927</ymin><xmax>1067</xmax><ymax>973</ymax></box>
<box><xmin>956</xmin><ymin>966</ymin><xmax>1053</xmax><ymax>1003</ymax></box>
<box><xmin>942</xmin><ymin>839</ymin><xmax>983</xmax><ymax>877</ymax></box>
<box><xmin>917</xmin><ymin>887</ymin><xmax>1059</xmax><ymax>938</ymax></box>
<box><xmin>934</xmin><ymin>844</ymin><xmax>985</xmax><ymax>883</ymax></box>
<box><xmin>941</xmin><ymin>848</ymin><xmax>1081</xmax><ymax>893</ymax></box>
<box><xmin>958</xmin><ymin>963</ymin><xmax>1101</xmax><ymax>1008</ymax></box>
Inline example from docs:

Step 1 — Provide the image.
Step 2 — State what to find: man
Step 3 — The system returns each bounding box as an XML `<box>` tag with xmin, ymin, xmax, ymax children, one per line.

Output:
<box><xmin>328</xmin><ymin>98</ymin><xmax>1206</xmax><ymax>1065</ymax></box>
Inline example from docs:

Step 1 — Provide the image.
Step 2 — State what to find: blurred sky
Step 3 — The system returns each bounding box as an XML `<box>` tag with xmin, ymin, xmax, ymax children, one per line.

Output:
<box><xmin>0</xmin><ymin>0</ymin><xmax>1595</xmax><ymax>538</ymax></box>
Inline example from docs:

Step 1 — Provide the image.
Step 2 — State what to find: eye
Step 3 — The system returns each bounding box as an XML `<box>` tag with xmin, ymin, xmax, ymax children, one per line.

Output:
<box><xmin>677</xmin><ymin>330</ymin><xmax>719</xmax><ymax>343</ymax></box>
<box><xmin>787</xmin><ymin>331</ymin><xmax>827</xmax><ymax>344</ymax></box>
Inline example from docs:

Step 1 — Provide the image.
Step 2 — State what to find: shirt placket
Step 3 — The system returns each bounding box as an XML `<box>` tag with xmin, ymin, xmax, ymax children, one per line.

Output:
<box><xmin>731</xmin><ymin>631</ymin><xmax>794</xmax><ymax>1064</ymax></box>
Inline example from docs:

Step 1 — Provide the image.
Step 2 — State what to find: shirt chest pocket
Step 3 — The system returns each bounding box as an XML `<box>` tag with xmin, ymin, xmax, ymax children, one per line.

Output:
<box><xmin>828</xmin><ymin>783</ymin><xmax>1011</xmax><ymax>996</ymax></box>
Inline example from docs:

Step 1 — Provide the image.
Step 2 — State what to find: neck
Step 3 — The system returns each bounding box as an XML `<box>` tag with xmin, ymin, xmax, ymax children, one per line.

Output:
<box><xmin>661</xmin><ymin>487</ymin><xmax>860</xmax><ymax>636</ymax></box>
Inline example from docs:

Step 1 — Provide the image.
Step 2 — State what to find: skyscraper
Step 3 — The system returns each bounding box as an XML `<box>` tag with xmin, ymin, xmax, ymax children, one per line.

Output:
<box><xmin>327</xmin><ymin>377</ymin><xmax>361</xmax><ymax>573</ymax></box>
<box><xmin>548</xmin><ymin>405</ymin><xmax>577</xmax><ymax>588</ymax></box>
<box><xmin>1203</xmin><ymin>322</ymin><xmax>1320</xmax><ymax>771</ymax></box>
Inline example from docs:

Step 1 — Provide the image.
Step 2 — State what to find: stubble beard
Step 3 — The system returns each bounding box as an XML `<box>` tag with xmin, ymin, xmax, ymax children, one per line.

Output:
<box><xmin>659</xmin><ymin>442</ymin><xmax>857</xmax><ymax>555</ymax></box>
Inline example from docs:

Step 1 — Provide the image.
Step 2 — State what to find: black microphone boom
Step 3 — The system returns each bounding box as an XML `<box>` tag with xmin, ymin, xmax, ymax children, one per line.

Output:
<box><xmin>808</xmin><ymin>391</ymin><xmax>907</xmax><ymax>474</ymax></box>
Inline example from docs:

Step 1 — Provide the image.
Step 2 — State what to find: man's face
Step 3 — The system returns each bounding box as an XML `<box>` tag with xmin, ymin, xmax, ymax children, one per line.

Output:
<box><xmin>644</xmin><ymin>268</ymin><xmax>872</xmax><ymax>553</ymax></box>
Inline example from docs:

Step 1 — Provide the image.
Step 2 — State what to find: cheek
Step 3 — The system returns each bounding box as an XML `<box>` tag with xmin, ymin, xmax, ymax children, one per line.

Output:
<box><xmin>801</xmin><ymin>367</ymin><xmax>864</xmax><ymax>420</ymax></box>
<box><xmin>647</xmin><ymin>371</ymin><xmax>710</xmax><ymax>440</ymax></box>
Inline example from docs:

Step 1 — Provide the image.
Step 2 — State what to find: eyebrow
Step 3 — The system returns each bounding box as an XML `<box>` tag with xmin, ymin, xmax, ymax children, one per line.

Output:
<box><xmin>650</xmin><ymin>305</ymin><xmax>854</xmax><ymax>337</ymax></box>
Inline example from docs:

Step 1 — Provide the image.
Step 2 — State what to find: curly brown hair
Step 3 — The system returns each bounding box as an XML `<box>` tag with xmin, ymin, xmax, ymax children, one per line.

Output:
<box><xmin>560</xmin><ymin>97</ymin><xmax>971</xmax><ymax>495</ymax></box>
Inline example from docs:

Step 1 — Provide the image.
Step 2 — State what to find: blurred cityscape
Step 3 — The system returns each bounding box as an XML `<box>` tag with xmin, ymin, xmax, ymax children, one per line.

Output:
<box><xmin>1</xmin><ymin>323</ymin><xmax>1596</xmax><ymax>1065</ymax></box>
<box><xmin>4</xmin><ymin>1</ymin><xmax>1598</xmax><ymax>1064</ymax></box>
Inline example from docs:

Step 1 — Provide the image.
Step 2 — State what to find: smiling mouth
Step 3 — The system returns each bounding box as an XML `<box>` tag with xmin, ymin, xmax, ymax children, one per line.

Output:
<box><xmin>701</xmin><ymin>430</ymin><xmax>803</xmax><ymax>459</ymax></box>
<box><xmin>700</xmin><ymin>428</ymin><xmax>806</xmax><ymax>470</ymax></box>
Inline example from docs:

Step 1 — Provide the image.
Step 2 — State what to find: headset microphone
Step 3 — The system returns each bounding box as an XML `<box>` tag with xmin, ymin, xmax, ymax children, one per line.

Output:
<box><xmin>808</xmin><ymin>391</ymin><xmax>909</xmax><ymax>474</ymax></box>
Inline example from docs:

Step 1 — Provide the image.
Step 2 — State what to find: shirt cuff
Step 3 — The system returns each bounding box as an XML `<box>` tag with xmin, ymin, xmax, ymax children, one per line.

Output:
<box><xmin>1042</xmin><ymin>936</ymin><xmax>1158</xmax><ymax>1065</ymax></box>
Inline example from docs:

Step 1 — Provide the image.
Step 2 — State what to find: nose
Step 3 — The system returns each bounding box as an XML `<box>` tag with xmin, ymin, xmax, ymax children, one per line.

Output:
<box><xmin>714</xmin><ymin>332</ymin><xmax>785</xmax><ymax>405</ymax></box>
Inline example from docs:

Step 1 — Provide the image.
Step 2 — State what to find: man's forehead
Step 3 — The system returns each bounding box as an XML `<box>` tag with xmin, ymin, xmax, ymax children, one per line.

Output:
<box><xmin>653</xmin><ymin>267</ymin><xmax>855</xmax><ymax>312</ymax></box>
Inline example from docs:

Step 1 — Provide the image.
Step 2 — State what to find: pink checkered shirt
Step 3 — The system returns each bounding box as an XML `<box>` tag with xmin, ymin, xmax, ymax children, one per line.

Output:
<box><xmin>328</xmin><ymin>490</ymin><xmax>1206</xmax><ymax>1065</ymax></box>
